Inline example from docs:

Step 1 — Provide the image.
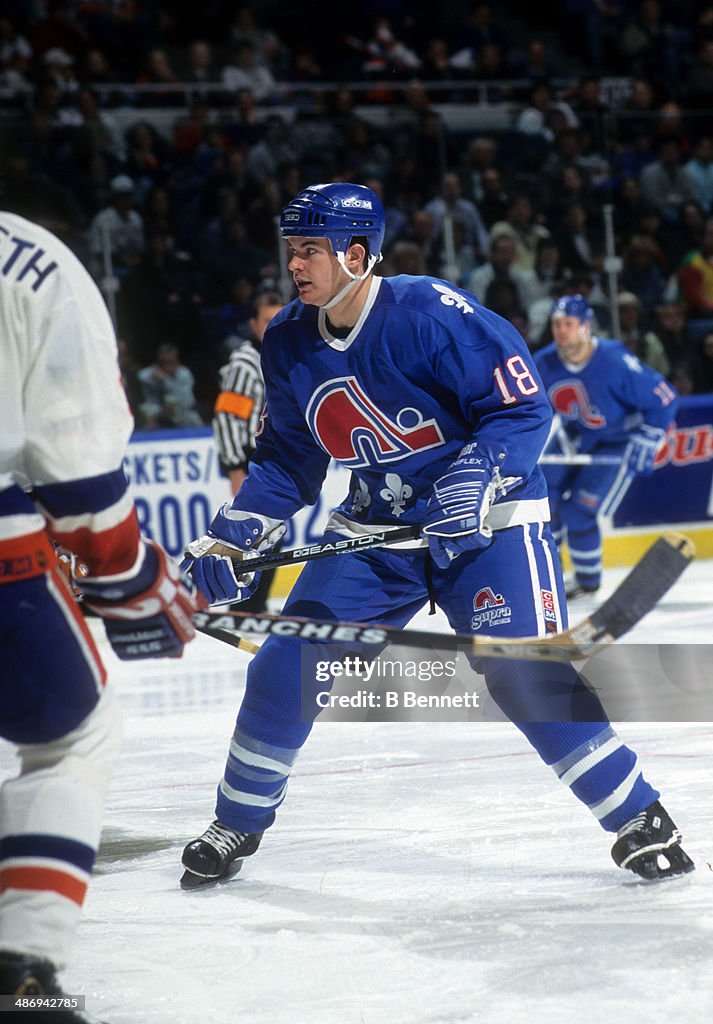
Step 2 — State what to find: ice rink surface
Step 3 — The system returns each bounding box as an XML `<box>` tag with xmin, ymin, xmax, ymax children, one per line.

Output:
<box><xmin>2</xmin><ymin>558</ymin><xmax>712</xmax><ymax>1024</ymax></box>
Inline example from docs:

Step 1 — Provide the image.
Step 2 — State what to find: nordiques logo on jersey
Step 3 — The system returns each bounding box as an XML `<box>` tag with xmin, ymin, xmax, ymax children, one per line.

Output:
<box><xmin>471</xmin><ymin>587</ymin><xmax>512</xmax><ymax>631</ymax></box>
<box><xmin>548</xmin><ymin>380</ymin><xmax>606</xmax><ymax>428</ymax></box>
<box><xmin>306</xmin><ymin>376</ymin><xmax>445</xmax><ymax>469</ymax></box>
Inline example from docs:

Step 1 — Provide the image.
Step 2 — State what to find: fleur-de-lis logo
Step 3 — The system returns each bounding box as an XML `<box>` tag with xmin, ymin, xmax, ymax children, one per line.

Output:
<box><xmin>350</xmin><ymin>478</ymin><xmax>371</xmax><ymax>514</ymax></box>
<box><xmin>379</xmin><ymin>473</ymin><xmax>413</xmax><ymax>517</ymax></box>
<box><xmin>431</xmin><ymin>283</ymin><xmax>474</xmax><ymax>314</ymax></box>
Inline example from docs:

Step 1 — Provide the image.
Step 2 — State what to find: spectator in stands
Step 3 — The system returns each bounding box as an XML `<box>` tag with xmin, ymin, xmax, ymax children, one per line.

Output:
<box><xmin>198</xmin><ymin>200</ymin><xmax>272</xmax><ymax>304</ymax></box>
<box><xmin>617</xmin><ymin>291</ymin><xmax>670</xmax><ymax>375</ymax></box>
<box><xmin>530</xmin><ymin>236</ymin><xmax>565</xmax><ymax>304</ymax></box>
<box><xmin>484</xmin><ymin>278</ymin><xmax>527</xmax><ymax>324</ymax></box>
<box><xmin>460</xmin><ymin>135</ymin><xmax>500</xmax><ymax>205</ymax></box>
<box><xmin>620</xmin><ymin>233</ymin><xmax>667</xmax><ymax>318</ymax></box>
<box><xmin>619</xmin><ymin>75</ymin><xmax>659</xmax><ymax>141</ymax></box>
<box><xmin>466</xmin><ymin>233</ymin><xmax>537</xmax><ymax>310</ymax></box>
<box><xmin>409</xmin><ymin>110</ymin><xmax>459</xmax><ymax>198</ymax></box>
<box><xmin>357</xmin><ymin>17</ymin><xmax>421</xmax><ymax>76</ymax></box>
<box><xmin>614</xmin><ymin>175</ymin><xmax>658</xmax><ymax>241</ymax></box>
<box><xmin>400</xmin><ymin>208</ymin><xmax>439</xmax><ymax>276</ymax></box>
<box><xmin>380</xmin><ymin>240</ymin><xmax>426</xmax><ymax>277</ymax></box>
<box><xmin>648</xmin><ymin>302</ymin><xmax>696</xmax><ymax>368</ymax></box>
<box><xmin>519</xmin><ymin>82</ymin><xmax>580</xmax><ymax>138</ymax></box>
<box><xmin>548</xmin><ymin>164</ymin><xmax>596</xmax><ymax>224</ymax></box>
<box><xmin>87</xmin><ymin>174</ymin><xmax>144</xmax><ymax>277</ymax></box>
<box><xmin>552</xmin><ymin>200</ymin><xmax>600</xmax><ymax>276</ymax></box>
<box><xmin>425</xmin><ymin>171</ymin><xmax>489</xmax><ymax>264</ymax></box>
<box><xmin>473</xmin><ymin>42</ymin><xmax>512</xmax><ymax>95</ymax></box>
<box><xmin>421</xmin><ymin>37</ymin><xmax>457</xmax><ymax>81</ymax></box>
<box><xmin>142</xmin><ymin>185</ymin><xmax>179</xmax><ymax>250</ymax></box>
<box><xmin>563</xmin><ymin>0</ymin><xmax>628</xmax><ymax>70</ymax></box>
<box><xmin>229</xmin><ymin>4</ymin><xmax>288</xmax><ymax>79</ymax></box>
<box><xmin>639</xmin><ymin>138</ymin><xmax>695</xmax><ymax>224</ymax></box>
<box><xmin>512</xmin><ymin>37</ymin><xmax>560</xmax><ymax>84</ymax></box>
<box><xmin>620</xmin><ymin>0</ymin><xmax>684</xmax><ymax>81</ymax></box>
<box><xmin>138</xmin><ymin>47</ymin><xmax>180</xmax><ymax>86</ymax></box>
<box><xmin>339</xmin><ymin>118</ymin><xmax>392</xmax><ymax>183</ymax></box>
<box><xmin>364</xmin><ymin>176</ymin><xmax>407</xmax><ymax>252</ymax></box>
<box><xmin>477</xmin><ymin>167</ymin><xmax>510</xmax><ymax>228</ymax></box>
<box><xmin>244</xmin><ymin>115</ymin><xmax>297</xmax><ymax>187</ymax></box>
<box><xmin>1</xmin><ymin>152</ymin><xmax>86</xmax><ymax>251</ymax></box>
<box><xmin>118</xmin><ymin>233</ymin><xmax>203</xmax><ymax>367</ymax></box>
<box><xmin>185</xmin><ymin>40</ymin><xmax>216</xmax><ymax>86</ymax></box>
<box><xmin>138</xmin><ymin>343</ymin><xmax>203</xmax><ymax>429</ymax></box>
<box><xmin>41</xmin><ymin>46</ymin><xmax>79</xmax><ymax>97</ymax></box>
<box><xmin>652</xmin><ymin>101</ymin><xmax>693</xmax><ymax>159</ymax></box>
<box><xmin>0</xmin><ymin>15</ymin><xmax>33</xmax><ymax>91</ymax></box>
<box><xmin>80</xmin><ymin>48</ymin><xmax>114</xmax><ymax>87</ymax></box>
<box><xmin>490</xmin><ymin>193</ymin><xmax>550</xmax><ymax>272</ymax></box>
<box><xmin>684</xmin><ymin>136</ymin><xmax>713</xmax><ymax>215</ymax></box>
<box><xmin>450</xmin><ymin>1</ymin><xmax>509</xmax><ymax>71</ymax></box>
<box><xmin>679</xmin><ymin>195</ymin><xmax>711</xmax><ymax>256</ymax></box>
<box><xmin>70</xmin><ymin>85</ymin><xmax>125</xmax><ymax>207</ymax></box>
<box><xmin>125</xmin><ymin>120</ymin><xmax>170</xmax><ymax>201</ymax></box>
<box><xmin>566</xmin><ymin>75</ymin><xmax>610</xmax><ymax>155</ymax></box>
<box><xmin>678</xmin><ymin>215</ymin><xmax>713</xmax><ymax>318</ymax></box>
<box><xmin>221</xmin><ymin>42</ymin><xmax>277</xmax><ymax>102</ymax></box>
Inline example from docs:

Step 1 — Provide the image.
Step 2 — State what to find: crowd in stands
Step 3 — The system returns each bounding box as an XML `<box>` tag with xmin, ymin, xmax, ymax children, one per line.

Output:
<box><xmin>2</xmin><ymin>1</ymin><xmax>713</xmax><ymax>425</ymax></box>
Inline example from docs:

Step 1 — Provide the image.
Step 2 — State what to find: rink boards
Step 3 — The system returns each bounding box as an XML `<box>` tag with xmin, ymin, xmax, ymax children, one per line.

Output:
<box><xmin>123</xmin><ymin>394</ymin><xmax>713</xmax><ymax>595</ymax></box>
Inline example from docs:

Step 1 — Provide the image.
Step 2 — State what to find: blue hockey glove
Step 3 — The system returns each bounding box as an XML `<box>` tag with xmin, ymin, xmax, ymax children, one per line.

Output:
<box><xmin>423</xmin><ymin>443</ymin><xmax>506</xmax><ymax>570</ymax></box>
<box><xmin>182</xmin><ymin>506</ymin><xmax>285</xmax><ymax>606</ymax></box>
<box><xmin>80</xmin><ymin>539</ymin><xmax>206</xmax><ymax>660</ymax></box>
<box><xmin>626</xmin><ymin>425</ymin><xmax>666</xmax><ymax>476</ymax></box>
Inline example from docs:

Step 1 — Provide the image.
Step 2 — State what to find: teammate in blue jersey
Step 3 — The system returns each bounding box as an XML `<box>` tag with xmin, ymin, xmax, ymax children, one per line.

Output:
<box><xmin>0</xmin><ymin>212</ymin><xmax>204</xmax><ymax>1018</ymax></box>
<box><xmin>535</xmin><ymin>295</ymin><xmax>678</xmax><ymax>598</ymax></box>
<box><xmin>180</xmin><ymin>183</ymin><xmax>693</xmax><ymax>887</ymax></box>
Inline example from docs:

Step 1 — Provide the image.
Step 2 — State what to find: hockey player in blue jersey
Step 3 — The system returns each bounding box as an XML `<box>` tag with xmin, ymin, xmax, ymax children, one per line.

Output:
<box><xmin>535</xmin><ymin>295</ymin><xmax>678</xmax><ymax>598</ymax></box>
<box><xmin>180</xmin><ymin>183</ymin><xmax>693</xmax><ymax>887</ymax></box>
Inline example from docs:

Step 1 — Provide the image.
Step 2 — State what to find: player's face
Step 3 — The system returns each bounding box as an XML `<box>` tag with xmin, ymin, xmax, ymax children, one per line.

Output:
<box><xmin>286</xmin><ymin>237</ymin><xmax>346</xmax><ymax>306</ymax></box>
<box><xmin>552</xmin><ymin>315</ymin><xmax>592</xmax><ymax>363</ymax></box>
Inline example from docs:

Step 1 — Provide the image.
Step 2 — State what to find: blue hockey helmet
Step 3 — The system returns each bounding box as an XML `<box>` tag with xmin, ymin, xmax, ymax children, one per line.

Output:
<box><xmin>550</xmin><ymin>294</ymin><xmax>594</xmax><ymax>323</ymax></box>
<box><xmin>280</xmin><ymin>183</ymin><xmax>386</xmax><ymax>267</ymax></box>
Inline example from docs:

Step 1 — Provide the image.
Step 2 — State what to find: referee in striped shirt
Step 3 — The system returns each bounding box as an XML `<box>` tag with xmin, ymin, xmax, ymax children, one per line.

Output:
<box><xmin>212</xmin><ymin>289</ymin><xmax>284</xmax><ymax>609</ymax></box>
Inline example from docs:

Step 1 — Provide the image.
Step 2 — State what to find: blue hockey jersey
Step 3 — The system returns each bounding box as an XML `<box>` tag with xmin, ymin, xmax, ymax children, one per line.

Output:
<box><xmin>235</xmin><ymin>275</ymin><xmax>554</xmax><ymax>531</ymax></box>
<box><xmin>534</xmin><ymin>337</ymin><xmax>678</xmax><ymax>453</ymax></box>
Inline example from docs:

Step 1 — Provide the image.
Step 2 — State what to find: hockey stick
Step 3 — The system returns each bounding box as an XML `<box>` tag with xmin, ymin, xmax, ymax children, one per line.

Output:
<box><xmin>539</xmin><ymin>453</ymin><xmax>623</xmax><ymax>466</ymax></box>
<box><xmin>193</xmin><ymin>532</ymin><xmax>694</xmax><ymax>663</ymax></box>
<box><xmin>196</xmin><ymin>524</ymin><xmax>423</xmax><ymax>574</ymax></box>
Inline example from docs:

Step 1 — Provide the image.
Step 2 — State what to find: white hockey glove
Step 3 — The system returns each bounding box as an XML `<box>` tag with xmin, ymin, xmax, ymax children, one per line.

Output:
<box><xmin>80</xmin><ymin>539</ymin><xmax>206</xmax><ymax>660</ymax></box>
<box><xmin>181</xmin><ymin>506</ymin><xmax>285</xmax><ymax>606</ymax></box>
<box><xmin>625</xmin><ymin>425</ymin><xmax>666</xmax><ymax>476</ymax></box>
<box><xmin>423</xmin><ymin>443</ymin><xmax>511</xmax><ymax>570</ymax></box>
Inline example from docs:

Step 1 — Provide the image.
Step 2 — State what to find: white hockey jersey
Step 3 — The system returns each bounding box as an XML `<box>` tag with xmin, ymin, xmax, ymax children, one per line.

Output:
<box><xmin>0</xmin><ymin>211</ymin><xmax>140</xmax><ymax>575</ymax></box>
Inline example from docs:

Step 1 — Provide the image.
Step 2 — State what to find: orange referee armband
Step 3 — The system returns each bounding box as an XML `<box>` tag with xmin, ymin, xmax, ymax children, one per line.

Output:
<box><xmin>214</xmin><ymin>392</ymin><xmax>255</xmax><ymax>419</ymax></box>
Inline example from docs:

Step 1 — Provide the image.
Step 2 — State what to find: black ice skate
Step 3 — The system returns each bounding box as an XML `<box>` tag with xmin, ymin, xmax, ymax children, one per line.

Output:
<box><xmin>611</xmin><ymin>800</ymin><xmax>695</xmax><ymax>881</ymax></box>
<box><xmin>565</xmin><ymin>577</ymin><xmax>600</xmax><ymax>600</ymax></box>
<box><xmin>180</xmin><ymin>819</ymin><xmax>262</xmax><ymax>889</ymax></box>
<box><xmin>0</xmin><ymin>951</ymin><xmax>108</xmax><ymax>1022</ymax></box>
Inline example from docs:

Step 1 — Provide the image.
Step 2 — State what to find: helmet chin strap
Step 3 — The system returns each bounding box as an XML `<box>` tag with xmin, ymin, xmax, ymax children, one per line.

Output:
<box><xmin>319</xmin><ymin>251</ymin><xmax>379</xmax><ymax>311</ymax></box>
